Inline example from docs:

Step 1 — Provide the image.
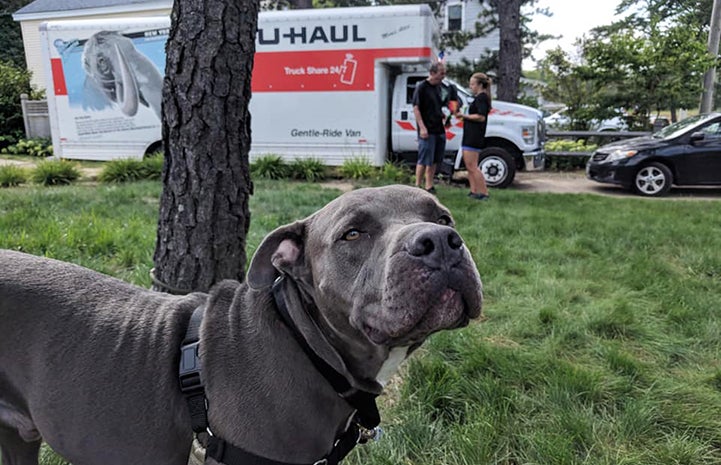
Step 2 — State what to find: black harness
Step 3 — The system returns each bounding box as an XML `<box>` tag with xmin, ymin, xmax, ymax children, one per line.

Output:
<box><xmin>179</xmin><ymin>275</ymin><xmax>382</xmax><ymax>465</ymax></box>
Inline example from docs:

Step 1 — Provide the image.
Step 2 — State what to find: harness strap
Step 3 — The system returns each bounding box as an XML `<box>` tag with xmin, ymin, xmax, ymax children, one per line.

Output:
<box><xmin>179</xmin><ymin>277</ymin><xmax>382</xmax><ymax>465</ymax></box>
<box><xmin>205</xmin><ymin>416</ymin><xmax>367</xmax><ymax>465</ymax></box>
<box><xmin>179</xmin><ymin>305</ymin><xmax>208</xmax><ymax>434</ymax></box>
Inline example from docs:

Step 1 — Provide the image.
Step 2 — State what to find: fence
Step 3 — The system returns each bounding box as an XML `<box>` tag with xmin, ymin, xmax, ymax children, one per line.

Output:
<box><xmin>545</xmin><ymin>130</ymin><xmax>651</xmax><ymax>157</ymax></box>
<box><xmin>20</xmin><ymin>95</ymin><xmax>50</xmax><ymax>139</ymax></box>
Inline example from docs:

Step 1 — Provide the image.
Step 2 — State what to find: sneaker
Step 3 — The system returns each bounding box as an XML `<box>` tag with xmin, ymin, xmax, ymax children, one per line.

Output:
<box><xmin>426</xmin><ymin>186</ymin><xmax>436</xmax><ymax>195</ymax></box>
<box><xmin>470</xmin><ymin>193</ymin><xmax>489</xmax><ymax>200</ymax></box>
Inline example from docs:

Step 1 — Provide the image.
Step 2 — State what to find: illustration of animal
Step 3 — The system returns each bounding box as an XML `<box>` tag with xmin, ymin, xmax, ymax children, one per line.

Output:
<box><xmin>0</xmin><ymin>185</ymin><xmax>483</xmax><ymax>465</ymax></box>
<box><xmin>82</xmin><ymin>30</ymin><xmax>163</xmax><ymax>119</ymax></box>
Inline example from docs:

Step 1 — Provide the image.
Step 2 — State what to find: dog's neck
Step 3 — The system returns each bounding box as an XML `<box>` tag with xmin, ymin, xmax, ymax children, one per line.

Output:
<box><xmin>200</xmin><ymin>281</ymin><xmax>362</xmax><ymax>464</ymax></box>
<box><xmin>273</xmin><ymin>275</ymin><xmax>386</xmax><ymax>395</ymax></box>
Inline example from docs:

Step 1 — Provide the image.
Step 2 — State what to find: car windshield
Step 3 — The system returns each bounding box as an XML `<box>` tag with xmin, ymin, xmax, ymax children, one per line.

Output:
<box><xmin>653</xmin><ymin>114</ymin><xmax>715</xmax><ymax>139</ymax></box>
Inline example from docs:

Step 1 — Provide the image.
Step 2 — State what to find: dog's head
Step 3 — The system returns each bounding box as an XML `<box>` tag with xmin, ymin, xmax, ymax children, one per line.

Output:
<box><xmin>247</xmin><ymin>185</ymin><xmax>482</xmax><ymax>352</ymax></box>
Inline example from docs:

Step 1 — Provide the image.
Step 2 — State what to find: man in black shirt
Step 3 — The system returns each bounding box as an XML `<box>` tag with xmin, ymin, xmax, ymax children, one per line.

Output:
<box><xmin>412</xmin><ymin>62</ymin><xmax>447</xmax><ymax>193</ymax></box>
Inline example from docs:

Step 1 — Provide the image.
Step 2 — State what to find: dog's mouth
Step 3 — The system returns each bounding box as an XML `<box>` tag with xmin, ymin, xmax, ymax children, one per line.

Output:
<box><xmin>361</xmin><ymin>286</ymin><xmax>479</xmax><ymax>347</ymax></box>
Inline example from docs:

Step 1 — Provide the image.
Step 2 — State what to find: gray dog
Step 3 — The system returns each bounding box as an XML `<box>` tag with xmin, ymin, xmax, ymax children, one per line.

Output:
<box><xmin>0</xmin><ymin>185</ymin><xmax>483</xmax><ymax>465</ymax></box>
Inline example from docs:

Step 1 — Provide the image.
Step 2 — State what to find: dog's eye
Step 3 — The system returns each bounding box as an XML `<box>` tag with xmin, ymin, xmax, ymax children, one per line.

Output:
<box><xmin>342</xmin><ymin>229</ymin><xmax>362</xmax><ymax>241</ymax></box>
<box><xmin>437</xmin><ymin>215</ymin><xmax>452</xmax><ymax>226</ymax></box>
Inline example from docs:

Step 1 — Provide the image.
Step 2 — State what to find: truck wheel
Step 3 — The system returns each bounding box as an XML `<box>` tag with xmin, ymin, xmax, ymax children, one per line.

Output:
<box><xmin>632</xmin><ymin>162</ymin><xmax>672</xmax><ymax>197</ymax></box>
<box><xmin>479</xmin><ymin>147</ymin><xmax>515</xmax><ymax>188</ymax></box>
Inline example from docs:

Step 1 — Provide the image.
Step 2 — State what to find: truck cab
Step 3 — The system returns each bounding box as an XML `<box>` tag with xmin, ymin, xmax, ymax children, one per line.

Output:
<box><xmin>391</xmin><ymin>73</ymin><xmax>545</xmax><ymax>187</ymax></box>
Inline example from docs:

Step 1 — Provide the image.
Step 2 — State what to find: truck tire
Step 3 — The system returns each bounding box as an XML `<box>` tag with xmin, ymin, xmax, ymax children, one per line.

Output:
<box><xmin>479</xmin><ymin>147</ymin><xmax>515</xmax><ymax>188</ymax></box>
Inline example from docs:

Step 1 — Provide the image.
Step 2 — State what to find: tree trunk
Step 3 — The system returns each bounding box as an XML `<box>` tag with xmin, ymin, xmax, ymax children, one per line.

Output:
<box><xmin>496</xmin><ymin>0</ymin><xmax>522</xmax><ymax>102</ymax></box>
<box><xmin>153</xmin><ymin>0</ymin><xmax>258</xmax><ymax>293</ymax></box>
<box><xmin>700</xmin><ymin>0</ymin><xmax>721</xmax><ymax>112</ymax></box>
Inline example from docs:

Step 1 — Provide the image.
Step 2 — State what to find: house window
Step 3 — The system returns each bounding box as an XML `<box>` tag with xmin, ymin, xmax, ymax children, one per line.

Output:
<box><xmin>447</xmin><ymin>4</ymin><xmax>463</xmax><ymax>32</ymax></box>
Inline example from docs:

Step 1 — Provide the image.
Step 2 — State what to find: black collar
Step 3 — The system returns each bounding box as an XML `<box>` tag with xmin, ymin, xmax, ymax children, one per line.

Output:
<box><xmin>178</xmin><ymin>276</ymin><xmax>382</xmax><ymax>465</ymax></box>
<box><xmin>270</xmin><ymin>275</ymin><xmax>381</xmax><ymax>430</ymax></box>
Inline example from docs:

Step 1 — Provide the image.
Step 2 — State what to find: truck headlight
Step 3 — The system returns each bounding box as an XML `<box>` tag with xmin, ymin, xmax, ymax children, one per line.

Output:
<box><xmin>522</xmin><ymin>125</ymin><xmax>535</xmax><ymax>145</ymax></box>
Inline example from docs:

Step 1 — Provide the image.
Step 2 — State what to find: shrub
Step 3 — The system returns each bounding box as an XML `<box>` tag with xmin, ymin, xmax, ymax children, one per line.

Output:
<box><xmin>98</xmin><ymin>158</ymin><xmax>145</xmax><ymax>183</ymax></box>
<box><xmin>0</xmin><ymin>61</ymin><xmax>33</xmax><ymax>136</ymax></box>
<box><xmin>0</xmin><ymin>164</ymin><xmax>28</xmax><ymax>187</ymax></box>
<box><xmin>251</xmin><ymin>155</ymin><xmax>289</xmax><ymax>179</ymax></box>
<box><xmin>140</xmin><ymin>153</ymin><xmax>164</xmax><ymax>180</ymax></box>
<box><xmin>545</xmin><ymin>139</ymin><xmax>597</xmax><ymax>171</ymax></box>
<box><xmin>98</xmin><ymin>154</ymin><xmax>164</xmax><ymax>183</ymax></box>
<box><xmin>377</xmin><ymin>161</ymin><xmax>412</xmax><ymax>183</ymax></box>
<box><xmin>1</xmin><ymin>138</ymin><xmax>53</xmax><ymax>157</ymax></box>
<box><xmin>338</xmin><ymin>157</ymin><xmax>374</xmax><ymax>179</ymax></box>
<box><xmin>31</xmin><ymin>159</ymin><xmax>80</xmax><ymax>186</ymax></box>
<box><xmin>0</xmin><ymin>133</ymin><xmax>20</xmax><ymax>151</ymax></box>
<box><xmin>289</xmin><ymin>158</ymin><xmax>326</xmax><ymax>182</ymax></box>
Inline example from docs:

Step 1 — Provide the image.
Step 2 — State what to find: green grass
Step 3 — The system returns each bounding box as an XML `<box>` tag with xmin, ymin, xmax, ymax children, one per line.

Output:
<box><xmin>1</xmin><ymin>181</ymin><xmax>720</xmax><ymax>465</ymax></box>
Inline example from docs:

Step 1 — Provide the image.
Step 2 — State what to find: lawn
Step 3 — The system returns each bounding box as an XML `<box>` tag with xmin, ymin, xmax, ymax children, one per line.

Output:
<box><xmin>1</xmin><ymin>180</ymin><xmax>720</xmax><ymax>465</ymax></box>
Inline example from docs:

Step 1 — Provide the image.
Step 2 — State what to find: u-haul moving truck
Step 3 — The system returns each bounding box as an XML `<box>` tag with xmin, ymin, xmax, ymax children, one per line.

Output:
<box><xmin>40</xmin><ymin>4</ymin><xmax>544</xmax><ymax>187</ymax></box>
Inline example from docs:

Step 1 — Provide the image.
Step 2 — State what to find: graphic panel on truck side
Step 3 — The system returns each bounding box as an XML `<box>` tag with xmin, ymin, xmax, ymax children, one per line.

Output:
<box><xmin>49</xmin><ymin>26</ymin><xmax>167</xmax><ymax>143</ymax></box>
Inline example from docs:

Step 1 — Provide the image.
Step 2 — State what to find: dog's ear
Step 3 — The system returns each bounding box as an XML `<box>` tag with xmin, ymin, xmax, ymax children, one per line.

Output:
<box><xmin>247</xmin><ymin>220</ymin><xmax>306</xmax><ymax>290</ymax></box>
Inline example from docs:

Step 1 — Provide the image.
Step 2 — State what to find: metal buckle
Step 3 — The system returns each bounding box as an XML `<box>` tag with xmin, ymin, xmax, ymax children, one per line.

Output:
<box><xmin>358</xmin><ymin>426</ymin><xmax>383</xmax><ymax>444</ymax></box>
<box><xmin>313</xmin><ymin>460</ymin><xmax>328</xmax><ymax>465</ymax></box>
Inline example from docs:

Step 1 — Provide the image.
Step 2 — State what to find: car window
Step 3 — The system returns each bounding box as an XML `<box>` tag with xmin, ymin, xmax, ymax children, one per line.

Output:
<box><xmin>654</xmin><ymin>114</ymin><xmax>713</xmax><ymax>139</ymax></box>
<box><xmin>700</xmin><ymin>122</ymin><xmax>721</xmax><ymax>138</ymax></box>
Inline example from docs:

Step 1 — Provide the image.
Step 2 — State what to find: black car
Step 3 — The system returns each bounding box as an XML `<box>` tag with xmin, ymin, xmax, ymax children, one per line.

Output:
<box><xmin>586</xmin><ymin>113</ymin><xmax>721</xmax><ymax>196</ymax></box>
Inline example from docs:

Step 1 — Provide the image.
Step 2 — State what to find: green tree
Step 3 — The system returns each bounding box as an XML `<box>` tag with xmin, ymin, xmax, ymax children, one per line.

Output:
<box><xmin>582</xmin><ymin>24</ymin><xmax>714</xmax><ymax>123</ymax></box>
<box><xmin>539</xmin><ymin>0</ymin><xmax>716</xmax><ymax>126</ymax></box>
<box><xmin>0</xmin><ymin>0</ymin><xmax>33</xmax><ymax>68</ymax></box>
<box><xmin>0</xmin><ymin>60</ymin><xmax>32</xmax><ymax>137</ymax></box>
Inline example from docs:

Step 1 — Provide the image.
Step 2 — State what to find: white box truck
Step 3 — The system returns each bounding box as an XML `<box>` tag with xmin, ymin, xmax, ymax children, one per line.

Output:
<box><xmin>39</xmin><ymin>4</ymin><xmax>544</xmax><ymax>187</ymax></box>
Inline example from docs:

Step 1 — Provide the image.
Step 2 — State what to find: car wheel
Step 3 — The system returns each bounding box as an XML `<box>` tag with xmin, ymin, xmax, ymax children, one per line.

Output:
<box><xmin>479</xmin><ymin>147</ymin><xmax>516</xmax><ymax>188</ymax></box>
<box><xmin>633</xmin><ymin>162</ymin><xmax>672</xmax><ymax>197</ymax></box>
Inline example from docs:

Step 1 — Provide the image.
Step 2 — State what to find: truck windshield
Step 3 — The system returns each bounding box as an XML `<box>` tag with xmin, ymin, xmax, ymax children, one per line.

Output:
<box><xmin>443</xmin><ymin>78</ymin><xmax>472</xmax><ymax>104</ymax></box>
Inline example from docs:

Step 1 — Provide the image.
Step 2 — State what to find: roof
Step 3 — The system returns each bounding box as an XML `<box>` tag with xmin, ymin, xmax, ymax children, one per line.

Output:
<box><xmin>13</xmin><ymin>0</ymin><xmax>170</xmax><ymax>19</ymax></box>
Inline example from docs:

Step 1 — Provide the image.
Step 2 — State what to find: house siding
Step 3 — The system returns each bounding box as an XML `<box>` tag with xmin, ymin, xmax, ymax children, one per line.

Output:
<box><xmin>441</xmin><ymin>0</ymin><xmax>499</xmax><ymax>67</ymax></box>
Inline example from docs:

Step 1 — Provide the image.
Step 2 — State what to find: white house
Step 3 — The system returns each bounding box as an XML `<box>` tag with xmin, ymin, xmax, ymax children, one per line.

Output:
<box><xmin>439</xmin><ymin>0</ymin><xmax>499</xmax><ymax>67</ymax></box>
<box><xmin>13</xmin><ymin>0</ymin><xmax>500</xmax><ymax>91</ymax></box>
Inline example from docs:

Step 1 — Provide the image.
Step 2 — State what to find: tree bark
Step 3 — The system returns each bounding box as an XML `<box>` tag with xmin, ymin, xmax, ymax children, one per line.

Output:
<box><xmin>496</xmin><ymin>0</ymin><xmax>522</xmax><ymax>102</ymax></box>
<box><xmin>700</xmin><ymin>0</ymin><xmax>721</xmax><ymax>112</ymax></box>
<box><xmin>153</xmin><ymin>0</ymin><xmax>258</xmax><ymax>293</ymax></box>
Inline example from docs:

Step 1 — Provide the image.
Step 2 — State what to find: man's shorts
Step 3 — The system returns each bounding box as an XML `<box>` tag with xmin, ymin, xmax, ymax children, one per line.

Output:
<box><xmin>417</xmin><ymin>133</ymin><xmax>446</xmax><ymax>166</ymax></box>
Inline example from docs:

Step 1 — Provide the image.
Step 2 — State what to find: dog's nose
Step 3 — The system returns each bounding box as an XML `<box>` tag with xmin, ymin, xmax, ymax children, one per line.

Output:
<box><xmin>407</xmin><ymin>227</ymin><xmax>464</xmax><ymax>268</ymax></box>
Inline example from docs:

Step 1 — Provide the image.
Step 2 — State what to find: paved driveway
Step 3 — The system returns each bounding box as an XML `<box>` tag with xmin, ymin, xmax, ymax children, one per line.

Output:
<box><xmin>513</xmin><ymin>171</ymin><xmax>721</xmax><ymax>200</ymax></box>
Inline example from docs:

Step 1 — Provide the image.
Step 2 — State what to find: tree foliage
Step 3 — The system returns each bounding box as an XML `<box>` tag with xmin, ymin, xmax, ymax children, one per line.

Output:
<box><xmin>0</xmin><ymin>60</ymin><xmax>32</xmax><ymax>137</ymax></box>
<box><xmin>0</xmin><ymin>0</ymin><xmax>34</xmax><ymax>64</ymax></box>
<box><xmin>538</xmin><ymin>0</ymin><xmax>717</xmax><ymax>126</ymax></box>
